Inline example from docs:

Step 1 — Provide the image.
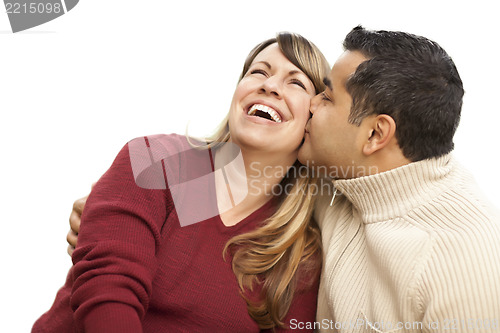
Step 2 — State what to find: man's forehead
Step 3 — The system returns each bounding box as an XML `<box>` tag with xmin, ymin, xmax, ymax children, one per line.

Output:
<box><xmin>335</xmin><ymin>50</ymin><xmax>368</xmax><ymax>74</ymax></box>
<box><xmin>327</xmin><ymin>51</ymin><xmax>368</xmax><ymax>89</ymax></box>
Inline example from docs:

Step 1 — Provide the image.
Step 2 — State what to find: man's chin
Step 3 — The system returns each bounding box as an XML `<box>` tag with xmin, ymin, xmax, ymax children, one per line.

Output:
<box><xmin>297</xmin><ymin>146</ymin><xmax>311</xmax><ymax>166</ymax></box>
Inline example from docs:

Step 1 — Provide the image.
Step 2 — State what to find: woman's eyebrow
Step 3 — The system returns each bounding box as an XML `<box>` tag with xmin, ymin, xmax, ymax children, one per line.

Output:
<box><xmin>253</xmin><ymin>61</ymin><xmax>272</xmax><ymax>69</ymax></box>
<box><xmin>289</xmin><ymin>70</ymin><xmax>304</xmax><ymax>76</ymax></box>
<box><xmin>252</xmin><ymin>63</ymin><xmax>308</xmax><ymax>80</ymax></box>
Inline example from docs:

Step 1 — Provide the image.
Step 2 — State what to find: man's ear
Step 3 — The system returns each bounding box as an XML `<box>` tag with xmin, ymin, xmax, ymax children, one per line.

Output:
<box><xmin>362</xmin><ymin>114</ymin><xmax>396</xmax><ymax>156</ymax></box>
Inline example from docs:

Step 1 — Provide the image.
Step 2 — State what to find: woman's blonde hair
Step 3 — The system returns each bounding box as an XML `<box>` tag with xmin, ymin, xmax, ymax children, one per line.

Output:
<box><xmin>204</xmin><ymin>32</ymin><xmax>330</xmax><ymax>329</ymax></box>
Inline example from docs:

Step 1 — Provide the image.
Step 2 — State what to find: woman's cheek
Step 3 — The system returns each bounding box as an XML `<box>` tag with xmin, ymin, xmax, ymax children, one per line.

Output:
<box><xmin>299</xmin><ymin>100</ymin><xmax>312</xmax><ymax>124</ymax></box>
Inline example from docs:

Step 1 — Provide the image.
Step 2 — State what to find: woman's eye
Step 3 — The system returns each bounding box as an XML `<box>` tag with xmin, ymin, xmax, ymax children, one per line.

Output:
<box><xmin>291</xmin><ymin>79</ymin><xmax>306</xmax><ymax>90</ymax></box>
<box><xmin>250</xmin><ymin>69</ymin><xmax>268</xmax><ymax>76</ymax></box>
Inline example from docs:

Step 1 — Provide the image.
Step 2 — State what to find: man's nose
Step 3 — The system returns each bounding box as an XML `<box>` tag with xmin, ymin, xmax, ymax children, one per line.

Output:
<box><xmin>309</xmin><ymin>93</ymin><xmax>322</xmax><ymax>114</ymax></box>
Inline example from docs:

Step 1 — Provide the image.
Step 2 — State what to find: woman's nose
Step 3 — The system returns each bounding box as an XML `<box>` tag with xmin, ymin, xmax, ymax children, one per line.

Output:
<box><xmin>260</xmin><ymin>77</ymin><xmax>282</xmax><ymax>98</ymax></box>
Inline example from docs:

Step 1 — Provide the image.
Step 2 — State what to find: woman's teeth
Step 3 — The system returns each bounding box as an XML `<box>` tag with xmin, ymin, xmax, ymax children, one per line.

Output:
<box><xmin>247</xmin><ymin>104</ymin><xmax>282</xmax><ymax>123</ymax></box>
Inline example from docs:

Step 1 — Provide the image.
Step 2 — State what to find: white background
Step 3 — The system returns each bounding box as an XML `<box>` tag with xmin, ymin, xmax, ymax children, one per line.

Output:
<box><xmin>1</xmin><ymin>1</ymin><xmax>498</xmax><ymax>331</ymax></box>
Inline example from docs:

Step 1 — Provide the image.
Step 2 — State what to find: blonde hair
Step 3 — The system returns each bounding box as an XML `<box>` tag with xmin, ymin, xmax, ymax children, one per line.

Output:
<box><xmin>203</xmin><ymin>32</ymin><xmax>330</xmax><ymax>329</ymax></box>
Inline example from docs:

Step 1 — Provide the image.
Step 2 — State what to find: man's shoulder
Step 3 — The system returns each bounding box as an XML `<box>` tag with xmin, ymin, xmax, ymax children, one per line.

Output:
<box><xmin>420</xmin><ymin>157</ymin><xmax>500</xmax><ymax>231</ymax></box>
<box><xmin>407</xmin><ymin>160</ymin><xmax>500</xmax><ymax>257</ymax></box>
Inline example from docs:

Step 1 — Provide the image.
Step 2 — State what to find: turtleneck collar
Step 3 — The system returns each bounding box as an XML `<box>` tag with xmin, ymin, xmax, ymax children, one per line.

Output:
<box><xmin>332</xmin><ymin>154</ymin><xmax>456</xmax><ymax>224</ymax></box>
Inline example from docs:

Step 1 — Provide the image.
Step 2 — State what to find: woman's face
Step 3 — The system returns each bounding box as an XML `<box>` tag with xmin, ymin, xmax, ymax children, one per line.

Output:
<box><xmin>228</xmin><ymin>43</ymin><xmax>316</xmax><ymax>162</ymax></box>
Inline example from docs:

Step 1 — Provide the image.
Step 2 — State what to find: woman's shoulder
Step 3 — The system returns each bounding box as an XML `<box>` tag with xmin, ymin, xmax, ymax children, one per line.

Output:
<box><xmin>123</xmin><ymin>134</ymin><xmax>185</xmax><ymax>191</ymax></box>
<box><xmin>127</xmin><ymin>133</ymin><xmax>190</xmax><ymax>151</ymax></box>
<box><xmin>126</xmin><ymin>133</ymin><xmax>207</xmax><ymax>162</ymax></box>
<box><xmin>124</xmin><ymin>133</ymin><xmax>214</xmax><ymax>190</ymax></box>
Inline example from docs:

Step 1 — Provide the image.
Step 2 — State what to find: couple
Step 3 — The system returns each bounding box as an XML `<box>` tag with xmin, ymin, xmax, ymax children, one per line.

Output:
<box><xmin>34</xmin><ymin>27</ymin><xmax>500</xmax><ymax>332</ymax></box>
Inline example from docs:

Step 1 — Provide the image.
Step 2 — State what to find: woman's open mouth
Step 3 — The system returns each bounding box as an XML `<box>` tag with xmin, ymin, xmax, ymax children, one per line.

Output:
<box><xmin>247</xmin><ymin>104</ymin><xmax>282</xmax><ymax>123</ymax></box>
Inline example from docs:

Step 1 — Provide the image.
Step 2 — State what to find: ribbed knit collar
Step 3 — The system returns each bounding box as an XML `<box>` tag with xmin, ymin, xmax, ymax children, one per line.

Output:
<box><xmin>332</xmin><ymin>154</ymin><xmax>455</xmax><ymax>224</ymax></box>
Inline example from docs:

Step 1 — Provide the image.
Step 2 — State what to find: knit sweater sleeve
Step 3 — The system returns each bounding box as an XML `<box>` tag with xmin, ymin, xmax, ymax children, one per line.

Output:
<box><xmin>415</xmin><ymin>217</ymin><xmax>500</xmax><ymax>332</ymax></box>
<box><xmin>70</xmin><ymin>140</ymin><xmax>171</xmax><ymax>333</ymax></box>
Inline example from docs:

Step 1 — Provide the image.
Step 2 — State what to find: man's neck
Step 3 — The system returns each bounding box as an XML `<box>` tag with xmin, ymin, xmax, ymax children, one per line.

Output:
<box><xmin>361</xmin><ymin>149</ymin><xmax>412</xmax><ymax>177</ymax></box>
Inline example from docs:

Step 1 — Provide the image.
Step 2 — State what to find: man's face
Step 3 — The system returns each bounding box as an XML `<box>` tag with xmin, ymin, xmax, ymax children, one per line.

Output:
<box><xmin>298</xmin><ymin>50</ymin><xmax>369</xmax><ymax>178</ymax></box>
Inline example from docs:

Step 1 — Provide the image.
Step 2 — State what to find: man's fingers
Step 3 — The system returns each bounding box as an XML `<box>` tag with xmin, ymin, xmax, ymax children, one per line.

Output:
<box><xmin>67</xmin><ymin>245</ymin><xmax>75</xmax><ymax>256</ymax></box>
<box><xmin>72</xmin><ymin>195</ymin><xmax>88</xmax><ymax>215</ymax></box>
<box><xmin>67</xmin><ymin>190</ymin><xmax>92</xmax><ymax>258</ymax></box>
<box><xmin>68</xmin><ymin>187</ymin><xmax>93</xmax><ymax>257</ymax></box>
<box><xmin>67</xmin><ymin>230</ymin><xmax>78</xmax><ymax>248</ymax></box>
<box><xmin>70</xmin><ymin>193</ymin><xmax>89</xmax><ymax>233</ymax></box>
<box><xmin>69</xmin><ymin>210</ymin><xmax>81</xmax><ymax>234</ymax></box>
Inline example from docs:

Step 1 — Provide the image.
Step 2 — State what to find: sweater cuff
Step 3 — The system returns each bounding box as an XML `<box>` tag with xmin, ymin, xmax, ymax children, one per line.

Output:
<box><xmin>83</xmin><ymin>302</ymin><xmax>142</xmax><ymax>333</ymax></box>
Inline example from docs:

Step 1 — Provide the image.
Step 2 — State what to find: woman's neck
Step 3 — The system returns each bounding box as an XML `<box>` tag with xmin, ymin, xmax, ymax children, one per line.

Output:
<box><xmin>214</xmin><ymin>144</ymin><xmax>296</xmax><ymax>226</ymax></box>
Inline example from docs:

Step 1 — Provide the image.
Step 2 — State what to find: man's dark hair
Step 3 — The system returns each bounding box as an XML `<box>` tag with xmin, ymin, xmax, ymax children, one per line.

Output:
<box><xmin>343</xmin><ymin>26</ymin><xmax>464</xmax><ymax>161</ymax></box>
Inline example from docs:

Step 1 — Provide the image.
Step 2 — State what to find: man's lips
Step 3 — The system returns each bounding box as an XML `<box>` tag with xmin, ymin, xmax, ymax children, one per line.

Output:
<box><xmin>305</xmin><ymin>120</ymin><xmax>311</xmax><ymax>133</ymax></box>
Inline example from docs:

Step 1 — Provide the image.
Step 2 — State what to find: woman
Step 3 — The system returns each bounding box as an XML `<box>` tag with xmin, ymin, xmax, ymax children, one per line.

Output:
<box><xmin>33</xmin><ymin>32</ymin><xmax>330</xmax><ymax>332</ymax></box>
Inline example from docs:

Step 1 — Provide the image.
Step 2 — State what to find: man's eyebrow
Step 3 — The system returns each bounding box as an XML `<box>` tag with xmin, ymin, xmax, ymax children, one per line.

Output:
<box><xmin>323</xmin><ymin>77</ymin><xmax>332</xmax><ymax>89</ymax></box>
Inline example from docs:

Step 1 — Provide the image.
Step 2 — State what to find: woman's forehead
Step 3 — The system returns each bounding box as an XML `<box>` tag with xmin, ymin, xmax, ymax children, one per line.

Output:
<box><xmin>251</xmin><ymin>44</ymin><xmax>305</xmax><ymax>74</ymax></box>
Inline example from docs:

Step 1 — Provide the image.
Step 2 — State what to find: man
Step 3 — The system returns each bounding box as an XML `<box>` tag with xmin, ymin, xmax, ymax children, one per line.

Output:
<box><xmin>298</xmin><ymin>26</ymin><xmax>500</xmax><ymax>332</ymax></box>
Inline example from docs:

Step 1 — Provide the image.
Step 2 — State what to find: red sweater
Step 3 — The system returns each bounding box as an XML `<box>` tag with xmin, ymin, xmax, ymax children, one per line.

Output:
<box><xmin>32</xmin><ymin>134</ymin><xmax>319</xmax><ymax>333</ymax></box>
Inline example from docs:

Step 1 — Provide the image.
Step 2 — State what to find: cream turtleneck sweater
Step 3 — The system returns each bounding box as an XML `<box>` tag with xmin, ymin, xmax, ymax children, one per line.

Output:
<box><xmin>313</xmin><ymin>154</ymin><xmax>500</xmax><ymax>332</ymax></box>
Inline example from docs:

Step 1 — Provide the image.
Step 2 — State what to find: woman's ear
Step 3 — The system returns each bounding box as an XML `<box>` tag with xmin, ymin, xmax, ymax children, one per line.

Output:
<box><xmin>362</xmin><ymin>114</ymin><xmax>396</xmax><ymax>156</ymax></box>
